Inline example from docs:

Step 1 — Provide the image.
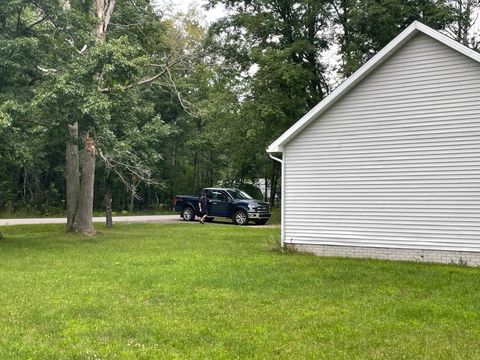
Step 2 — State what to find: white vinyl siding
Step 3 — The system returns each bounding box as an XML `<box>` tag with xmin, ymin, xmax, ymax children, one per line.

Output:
<box><xmin>284</xmin><ymin>33</ymin><xmax>480</xmax><ymax>252</ymax></box>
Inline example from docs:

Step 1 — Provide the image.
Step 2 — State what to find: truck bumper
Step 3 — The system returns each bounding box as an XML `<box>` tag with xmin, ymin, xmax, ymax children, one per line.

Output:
<box><xmin>247</xmin><ymin>212</ymin><xmax>271</xmax><ymax>219</ymax></box>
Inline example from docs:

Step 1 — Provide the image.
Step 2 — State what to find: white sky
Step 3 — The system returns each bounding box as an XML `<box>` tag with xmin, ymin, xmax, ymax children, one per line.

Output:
<box><xmin>151</xmin><ymin>0</ymin><xmax>226</xmax><ymax>24</ymax></box>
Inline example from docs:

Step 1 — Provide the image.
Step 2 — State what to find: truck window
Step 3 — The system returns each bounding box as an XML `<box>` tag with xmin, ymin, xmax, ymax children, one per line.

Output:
<box><xmin>226</xmin><ymin>189</ymin><xmax>252</xmax><ymax>200</ymax></box>
<box><xmin>211</xmin><ymin>190</ymin><xmax>228</xmax><ymax>202</ymax></box>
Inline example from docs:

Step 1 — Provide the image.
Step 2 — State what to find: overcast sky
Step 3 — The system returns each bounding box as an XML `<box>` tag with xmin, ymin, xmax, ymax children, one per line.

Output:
<box><xmin>151</xmin><ymin>0</ymin><xmax>226</xmax><ymax>24</ymax></box>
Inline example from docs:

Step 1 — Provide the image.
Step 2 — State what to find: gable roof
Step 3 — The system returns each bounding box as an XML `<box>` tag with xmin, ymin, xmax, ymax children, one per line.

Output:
<box><xmin>267</xmin><ymin>21</ymin><xmax>480</xmax><ymax>153</ymax></box>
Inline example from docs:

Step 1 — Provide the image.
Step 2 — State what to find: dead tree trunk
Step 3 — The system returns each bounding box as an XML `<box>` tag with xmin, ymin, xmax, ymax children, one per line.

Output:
<box><xmin>73</xmin><ymin>135</ymin><xmax>96</xmax><ymax>234</ymax></box>
<box><xmin>66</xmin><ymin>122</ymin><xmax>80</xmax><ymax>231</ymax></box>
<box><xmin>96</xmin><ymin>0</ymin><xmax>116</xmax><ymax>44</ymax></box>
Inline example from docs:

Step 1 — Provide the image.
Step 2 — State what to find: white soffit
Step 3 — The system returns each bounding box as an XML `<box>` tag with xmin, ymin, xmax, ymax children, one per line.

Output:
<box><xmin>266</xmin><ymin>21</ymin><xmax>480</xmax><ymax>153</ymax></box>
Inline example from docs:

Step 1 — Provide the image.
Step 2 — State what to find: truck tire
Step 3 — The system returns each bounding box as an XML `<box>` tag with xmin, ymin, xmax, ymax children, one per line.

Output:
<box><xmin>254</xmin><ymin>219</ymin><xmax>268</xmax><ymax>225</ymax></box>
<box><xmin>181</xmin><ymin>206</ymin><xmax>195</xmax><ymax>221</ymax></box>
<box><xmin>233</xmin><ymin>209</ymin><xmax>249</xmax><ymax>225</ymax></box>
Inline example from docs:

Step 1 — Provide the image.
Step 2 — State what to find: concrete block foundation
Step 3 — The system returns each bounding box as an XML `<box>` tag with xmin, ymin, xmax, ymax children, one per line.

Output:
<box><xmin>290</xmin><ymin>244</ymin><xmax>480</xmax><ymax>266</ymax></box>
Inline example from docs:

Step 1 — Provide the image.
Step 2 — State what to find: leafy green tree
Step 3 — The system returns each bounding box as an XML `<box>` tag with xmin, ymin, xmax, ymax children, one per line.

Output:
<box><xmin>0</xmin><ymin>0</ymin><xmax>188</xmax><ymax>232</ymax></box>
<box><xmin>330</xmin><ymin>0</ymin><xmax>456</xmax><ymax>76</ymax></box>
<box><xmin>0</xmin><ymin>0</ymin><xmax>57</xmax><ymax>213</ymax></box>
<box><xmin>206</xmin><ymin>0</ymin><xmax>332</xmax><ymax>204</ymax></box>
<box><xmin>444</xmin><ymin>0</ymin><xmax>480</xmax><ymax>47</ymax></box>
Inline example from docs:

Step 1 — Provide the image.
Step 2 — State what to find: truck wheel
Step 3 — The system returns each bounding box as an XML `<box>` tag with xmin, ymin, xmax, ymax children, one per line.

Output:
<box><xmin>254</xmin><ymin>219</ymin><xmax>268</xmax><ymax>225</ymax></box>
<box><xmin>233</xmin><ymin>210</ymin><xmax>249</xmax><ymax>225</ymax></box>
<box><xmin>181</xmin><ymin>206</ymin><xmax>195</xmax><ymax>221</ymax></box>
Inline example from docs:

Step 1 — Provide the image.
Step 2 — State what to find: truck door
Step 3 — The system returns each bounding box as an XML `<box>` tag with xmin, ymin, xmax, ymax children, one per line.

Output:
<box><xmin>209</xmin><ymin>190</ymin><xmax>230</xmax><ymax>217</ymax></box>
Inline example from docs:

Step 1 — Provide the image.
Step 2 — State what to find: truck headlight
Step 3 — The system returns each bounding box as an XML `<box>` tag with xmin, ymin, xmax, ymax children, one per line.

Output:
<box><xmin>248</xmin><ymin>204</ymin><xmax>257</xmax><ymax>211</ymax></box>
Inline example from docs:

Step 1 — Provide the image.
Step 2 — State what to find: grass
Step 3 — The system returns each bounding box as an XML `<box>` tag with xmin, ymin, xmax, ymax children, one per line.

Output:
<box><xmin>1</xmin><ymin>223</ymin><xmax>480</xmax><ymax>359</ymax></box>
<box><xmin>267</xmin><ymin>206</ymin><xmax>280</xmax><ymax>224</ymax></box>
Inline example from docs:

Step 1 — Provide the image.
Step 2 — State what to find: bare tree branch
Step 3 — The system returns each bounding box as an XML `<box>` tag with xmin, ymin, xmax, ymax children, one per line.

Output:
<box><xmin>128</xmin><ymin>0</ymin><xmax>146</xmax><ymax>16</ymax></box>
<box><xmin>165</xmin><ymin>66</ymin><xmax>198</xmax><ymax>118</ymax></box>
<box><xmin>29</xmin><ymin>2</ymin><xmax>88</xmax><ymax>55</ymax></box>
<box><xmin>110</xmin><ymin>21</ymin><xmax>148</xmax><ymax>27</ymax></box>
<box><xmin>37</xmin><ymin>65</ymin><xmax>57</xmax><ymax>73</ymax></box>
<box><xmin>98</xmin><ymin>54</ymin><xmax>188</xmax><ymax>92</ymax></box>
<box><xmin>135</xmin><ymin>67</ymin><xmax>170</xmax><ymax>86</ymax></box>
<box><xmin>26</xmin><ymin>17</ymin><xmax>46</xmax><ymax>30</ymax></box>
<box><xmin>98</xmin><ymin>149</ymin><xmax>162</xmax><ymax>200</ymax></box>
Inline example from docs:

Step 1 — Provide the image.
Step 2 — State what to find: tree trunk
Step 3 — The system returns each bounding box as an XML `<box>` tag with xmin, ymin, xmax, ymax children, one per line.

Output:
<box><xmin>128</xmin><ymin>177</ymin><xmax>139</xmax><ymax>213</ymax></box>
<box><xmin>208</xmin><ymin>153</ymin><xmax>214</xmax><ymax>187</ymax></box>
<box><xmin>73</xmin><ymin>135</ymin><xmax>96</xmax><ymax>234</ymax></box>
<box><xmin>129</xmin><ymin>192</ymin><xmax>134</xmax><ymax>213</ymax></box>
<box><xmin>264</xmin><ymin>171</ymin><xmax>268</xmax><ymax>202</ymax></box>
<box><xmin>96</xmin><ymin>0</ymin><xmax>116</xmax><ymax>44</ymax></box>
<box><xmin>64</xmin><ymin>0</ymin><xmax>115</xmax><ymax>235</ymax></box>
<box><xmin>105</xmin><ymin>176</ymin><xmax>113</xmax><ymax>228</ymax></box>
<box><xmin>66</xmin><ymin>122</ymin><xmax>80</xmax><ymax>231</ymax></box>
<box><xmin>461</xmin><ymin>0</ymin><xmax>471</xmax><ymax>46</ymax></box>
<box><xmin>269</xmin><ymin>161</ymin><xmax>279</xmax><ymax>207</ymax></box>
<box><xmin>192</xmin><ymin>151</ymin><xmax>198</xmax><ymax>194</ymax></box>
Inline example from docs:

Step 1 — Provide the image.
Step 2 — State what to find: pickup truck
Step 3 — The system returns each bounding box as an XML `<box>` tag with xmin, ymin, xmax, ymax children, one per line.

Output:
<box><xmin>173</xmin><ymin>188</ymin><xmax>271</xmax><ymax>225</ymax></box>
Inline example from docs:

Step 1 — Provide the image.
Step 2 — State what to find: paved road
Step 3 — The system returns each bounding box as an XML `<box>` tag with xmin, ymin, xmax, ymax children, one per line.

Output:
<box><xmin>0</xmin><ymin>215</ymin><xmax>279</xmax><ymax>227</ymax></box>
<box><xmin>0</xmin><ymin>215</ymin><xmax>181</xmax><ymax>226</ymax></box>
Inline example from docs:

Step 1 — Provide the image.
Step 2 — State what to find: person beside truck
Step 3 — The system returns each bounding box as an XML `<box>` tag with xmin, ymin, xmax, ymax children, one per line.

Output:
<box><xmin>198</xmin><ymin>192</ymin><xmax>209</xmax><ymax>224</ymax></box>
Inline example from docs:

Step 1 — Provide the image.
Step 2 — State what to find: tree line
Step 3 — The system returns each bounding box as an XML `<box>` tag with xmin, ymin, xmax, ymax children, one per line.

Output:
<box><xmin>0</xmin><ymin>0</ymin><xmax>478</xmax><ymax>231</ymax></box>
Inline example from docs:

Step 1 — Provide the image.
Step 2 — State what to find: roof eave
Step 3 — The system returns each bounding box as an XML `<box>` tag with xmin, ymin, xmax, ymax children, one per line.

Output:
<box><xmin>266</xmin><ymin>144</ymin><xmax>284</xmax><ymax>153</ymax></box>
<box><xmin>266</xmin><ymin>21</ymin><xmax>480</xmax><ymax>154</ymax></box>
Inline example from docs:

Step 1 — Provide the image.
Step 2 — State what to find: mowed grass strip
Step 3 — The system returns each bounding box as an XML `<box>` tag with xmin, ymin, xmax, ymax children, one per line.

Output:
<box><xmin>1</xmin><ymin>223</ymin><xmax>479</xmax><ymax>359</ymax></box>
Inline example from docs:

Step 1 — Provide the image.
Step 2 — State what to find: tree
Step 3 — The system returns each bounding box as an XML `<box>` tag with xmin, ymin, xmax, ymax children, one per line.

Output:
<box><xmin>205</xmin><ymin>0</ymin><xmax>333</xmax><ymax>204</ymax></box>
<box><xmin>0</xmin><ymin>1</ymin><xmax>209</xmax><ymax>215</ymax></box>
<box><xmin>445</xmin><ymin>0</ymin><xmax>480</xmax><ymax>47</ymax></box>
<box><xmin>0</xmin><ymin>0</ymin><xmax>58</xmax><ymax>214</ymax></box>
<box><xmin>2</xmin><ymin>0</ymin><xmax>476</xmax><ymax>218</ymax></box>
<box><xmin>330</xmin><ymin>0</ymin><xmax>457</xmax><ymax>76</ymax></box>
<box><xmin>0</xmin><ymin>0</ymin><xmax>184</xmax><ymax>233</ymax></box>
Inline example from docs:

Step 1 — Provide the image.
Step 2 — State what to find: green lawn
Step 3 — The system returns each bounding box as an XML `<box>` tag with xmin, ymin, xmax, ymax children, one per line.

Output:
<box><xmin>1</xmin><ymin>223</ymin><xmax>479</xmax><ymax>359</ymax></box>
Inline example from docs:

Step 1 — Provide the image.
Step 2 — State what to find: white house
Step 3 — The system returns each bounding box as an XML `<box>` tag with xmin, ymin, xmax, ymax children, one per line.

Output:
<box><xmin>267</xmin><ymin>21</ymin><xmax>480</xmax><ymax>265</ymax></box>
